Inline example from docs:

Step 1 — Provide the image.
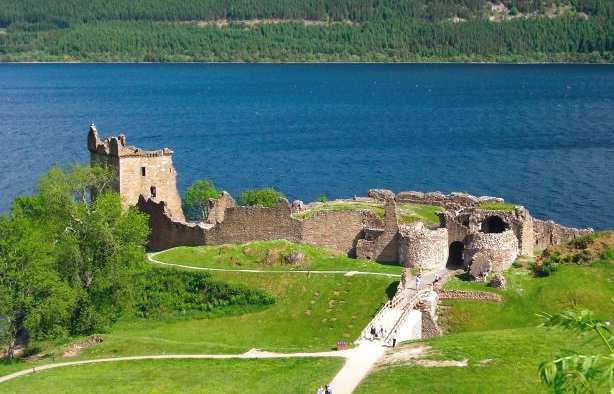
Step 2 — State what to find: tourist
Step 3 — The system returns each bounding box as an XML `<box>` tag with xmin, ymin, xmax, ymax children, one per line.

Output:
<box><xmin>325</xmin><ymin>384</ymin><xmax>332</xmax><ymax>394</ymax></box>
<box><xmin>370</xmin><ymin>325</ymin><xmax>376</xmax><ymax>340</ymax></box>
<box><xmin>432</xmin><ymin>274</ymin><xmax>441</xmax><ymax>287</ymax></box>
<box><xmin>379</xmin><ymin>325</ymin><xmax>384</xmax><ymax>338</ymax></box>
<box><xmin>415</xmin><ymin>274</ymin><xmax>422</xmax><ymax>290</ymax></box>
<box><xmin>392</xmin><ymin>336</ymin><xmax>397</xmax><ymax>348</ymax></box>
<box><xmin>316</xmin><ymin>385</ymin><xmax>325</xmax><ymax>394</ymax></box>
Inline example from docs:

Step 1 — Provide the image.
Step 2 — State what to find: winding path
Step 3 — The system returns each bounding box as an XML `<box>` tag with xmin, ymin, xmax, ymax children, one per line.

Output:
<box><xmin>0</xmin><ymin>348</ymin><xmax>350</xmax><ymax>384</ymax></box>
<box><xmin>148</xmin><ymin>251</ymin><xmax>401</xmax><ymax>277</ymax></box>
<box><xmin>2</xmin><ymin>251</ymin><xmax>424</xmax><ymax>390</ymax></box>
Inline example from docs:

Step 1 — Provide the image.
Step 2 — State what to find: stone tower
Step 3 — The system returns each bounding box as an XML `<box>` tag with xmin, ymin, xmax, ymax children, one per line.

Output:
<box><xmin>87</xmin><ymin>124</ymin><xmax>185</xmax><ymax>221</ymax></box>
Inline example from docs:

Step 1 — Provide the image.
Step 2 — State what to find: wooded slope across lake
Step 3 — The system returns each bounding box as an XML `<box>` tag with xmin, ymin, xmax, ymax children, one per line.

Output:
<box><xmin>0</xmin><ymin>0</ymin><xmax>613</xmax><ymax>62</ymax></box>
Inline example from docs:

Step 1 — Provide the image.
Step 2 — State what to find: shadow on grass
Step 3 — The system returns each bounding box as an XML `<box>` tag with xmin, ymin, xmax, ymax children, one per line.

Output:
<box><xmin>386</xmin><ymin>281</ymin><xmax>400</xmax><ymax>300</ymax></box>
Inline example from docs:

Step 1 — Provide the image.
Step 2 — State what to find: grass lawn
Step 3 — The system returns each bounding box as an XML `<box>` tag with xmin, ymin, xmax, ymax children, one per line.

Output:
<box><xmin>397</xmin><ymin>203</ymin><xmax>443</xmax><ymax>226</ymax></box>
<box><xmin>154</xmin><ymin>240</ymin><xmax>402</xmax><ymax>275</ymax></box>
<box><xmin>49</xmin><ymin>270</ymin><xmax>397</xmax><ymax>361</ymax></box>
<box><xmin>440</xmin><ymin>261</ymin><xmax>614</xmax><ymax>333</ymax></box>
<box><xmin>1</xmin><ymin>358</ymin><xmax>344</xmax><ymax>393</ymax></box>
<box><xmin>356</xmin><ymin>327</ymin><xmax>606</xmax><ymax>394</ymax></box>
<box><xmin>479</xmin><ymin>201</ymin><xmax>517</xmax><ymax>211</ymax></box>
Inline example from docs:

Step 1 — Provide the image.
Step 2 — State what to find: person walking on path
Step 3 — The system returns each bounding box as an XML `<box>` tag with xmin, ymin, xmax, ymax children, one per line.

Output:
<box><xmin>379</xmin><ymin>325</ymin><xmax>384</xmax><ymax>339</ymax></box>
<box><xmin>317</xmin><ymin>385</ymin><xmax>325</xmax><ymax>394</ymax></box>
<box><xmin>325</xmin><ymin>384</ymin><xmax>332</xmax><ymax>394</ymax></box>
<box><xmin>415</xmin><ymin>274</ymin><xmax>422</xmax><ymax>290</ymax></box>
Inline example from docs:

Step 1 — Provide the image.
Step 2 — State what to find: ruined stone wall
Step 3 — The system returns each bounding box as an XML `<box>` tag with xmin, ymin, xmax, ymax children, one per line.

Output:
<box><xmin>396</xmin><ymin>191</ymin><xmax>504</xmax><ymax>210</ymax></box>
<box><xmin>137</xmin><ymin>196</ymin><xmax>207</xmax><ymax>251</ymax></box>
<box><xmin>533</xmin><ymin>219</ymin><xmax>594</xmax><ymax>250</ymax></box>
<box><xmin>372</xmin><ymin>200</ymin><xmax>400</xmax><ymax>262</ymax></box>
<box><xmin>464</xmin><ymin>230</ymin><xmax>519</xmax><ymax>272</ymax></box>
<box><xmin>436</xmin><ymin>289</ymin><xmax>502</xmax><ymax>302</ymax></box>
<box><xmin>300</xmin><ymin>210</ymin><xmax>382</xmax><ymax>255</ymax></box>
<box><xmin>399</xmin><ymin>223</ymin><xmax>448</xmax><ymax>271</ymax></box>
<box><xmin>207</xmin><ymin>192</ymin><xmax>236</xmax><ymax>224</ymax></box>
<box><xmin>205</xmin><ymin>200</ymin><xmax>302</xmax><ymax>245</ymax></box>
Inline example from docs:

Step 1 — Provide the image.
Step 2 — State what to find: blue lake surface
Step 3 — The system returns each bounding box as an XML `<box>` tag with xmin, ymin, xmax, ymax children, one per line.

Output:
<box><xmin>0</xmin><ymin>64</ymin><xmax>613</xmax><ymax>229</ymax></box>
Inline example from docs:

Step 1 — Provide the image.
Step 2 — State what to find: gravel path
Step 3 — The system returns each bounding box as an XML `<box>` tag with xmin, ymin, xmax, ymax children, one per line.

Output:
<box><xmin>0</xmin><ymin>348</ymin><xmax>350</xmax><ymax>384</ymax></box>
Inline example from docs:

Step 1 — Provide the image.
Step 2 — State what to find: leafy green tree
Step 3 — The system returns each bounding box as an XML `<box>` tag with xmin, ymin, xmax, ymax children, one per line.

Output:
<box><xmin>239</xmin><ymin>187</ymin><xmax>286</xmax><ymax>208</ymax></box>
<box><xmin>538</xmin><ymin>308</ymin><xmax>614</xmax><ymax>393</ymax></box>
<box><xmin>0</xmin><ymin>213</ymin><xmax>73</xmax><ymax>359</ymax></box>
<box><xmin>317</xmin><ymin>194</ymin><xmax>329</xmax><ymax>202</ymax></box>
<box><xmin>182</xmin><ymin>179</ymin><xmax>222</xmax><ymax>221</ymax></box>
<box><xmin>12</xmin><ymin>164</ymin><xmax>149</xmax><ymax>334</ymax></box>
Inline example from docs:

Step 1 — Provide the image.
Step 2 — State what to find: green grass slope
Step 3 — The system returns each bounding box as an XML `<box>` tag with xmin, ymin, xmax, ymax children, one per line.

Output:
<box><xmin>357</xmin><ymin>235</ymin><xmax>614</xmax><ymax>393</ymax></box>
<box><xmin>1</xmin><ymin>358</ymin><xmax>343</xmax><ymax>394</ymax></box>
<box><xmin>155</xmin><ymin>240</ymin><xmax>402</xmax><ymax>274</ymax></box>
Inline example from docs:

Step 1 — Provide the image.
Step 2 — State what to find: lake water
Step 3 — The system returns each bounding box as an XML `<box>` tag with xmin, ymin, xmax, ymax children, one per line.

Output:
<box><xmin>0</xmin><ymin>64</ymin><xmax>613</xmax><ymax>230</ymax></box>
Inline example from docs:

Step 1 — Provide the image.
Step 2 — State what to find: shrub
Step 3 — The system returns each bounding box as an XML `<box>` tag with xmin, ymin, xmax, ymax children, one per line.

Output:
<box><xmin>239</xmin><ymin>187</ymin><xmax>285</xmax><ymax>208</ymax></box>
<box><xmin>317</xmin><ymin>194</ymin><xmax>328</xmax><ymax>202</ymax></box>
<box><xmin>530</xmin><ymin>253</ymin><xmax>559</xmax><ymax>277</ymax></box>
<box><xmin>133</xmin><ymin>267</ymin><xmax>275</xmax><ymax>318</ymax></box>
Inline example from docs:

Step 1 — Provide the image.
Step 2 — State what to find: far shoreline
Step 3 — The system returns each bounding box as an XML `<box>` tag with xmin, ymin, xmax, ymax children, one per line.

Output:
<box><xmin>1</xmin><ymin>60</ymin><xmax>614</xmax><ymax>66</ymax></box>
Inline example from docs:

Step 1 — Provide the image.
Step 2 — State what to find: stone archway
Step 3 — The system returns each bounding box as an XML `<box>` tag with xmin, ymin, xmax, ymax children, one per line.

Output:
<box><xmin>480</xmin><ymin>216</ymin><xmax>506</xmax><ymax>234</ymax></box>
<box><xmin>447</xmin><ymin>241</ymin><xmax>464</xmax><ymax>268</ymax></box>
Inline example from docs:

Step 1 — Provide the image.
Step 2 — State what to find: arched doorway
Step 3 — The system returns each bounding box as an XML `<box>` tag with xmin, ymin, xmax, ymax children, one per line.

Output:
<box><xmin>481</xmin><ymin>216</ymin><xmax>506</xmax><ymax>233</ymax></box>
<box><xmin>447</xmin><ymin>241</ymin><xmax>464</xmax><ymax>268</ymax></box>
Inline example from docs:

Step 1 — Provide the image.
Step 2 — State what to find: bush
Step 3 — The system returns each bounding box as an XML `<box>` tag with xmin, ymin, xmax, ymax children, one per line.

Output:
<box><xmin>239</xmin><ymin>188</ymin><xmax>285</xmax><ymax>208</ymax></box>
<box><xmin>317</xmin><ymin>194</ymin><xmax>328</xmax><ymax>202</ymax></box>
<box><xmin>530</xmin><ymin>253</ymin><xmax>559</xmax><ymax>277</ymax></box>
<box><xmin>133</xmin><ymin>267</ymin><xmax>275</xmax><ymax>318</ymax></box>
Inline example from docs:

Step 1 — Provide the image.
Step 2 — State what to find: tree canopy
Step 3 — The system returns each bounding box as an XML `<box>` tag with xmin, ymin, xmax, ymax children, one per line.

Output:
<box><xmin>182</xmin><ymin>179</ymin><xmax>222</xmax><ymax>222</ymax></box>
<box><xmin>239</xmin><ymin>188</ymin><xmax>286</xmax><ymax>208</ymax></box>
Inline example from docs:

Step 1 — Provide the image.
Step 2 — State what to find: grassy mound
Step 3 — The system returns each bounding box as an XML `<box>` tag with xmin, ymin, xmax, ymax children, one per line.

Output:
<box><xmin>1</xmin><ymin>358</ymin><xmax>343</xmax><ymax>394</ymax></box>
<box><xmin>291</xmin><ymin>200</ymin><xmax>442</xmax><ymax>226</ymax></box>
<box><xmin>292</xmin><ymin>201</ymin><xmax>385</xmax><ymax>220</ymax></box>
<box><xmin>155</xmin><ymin>240</ymin><xmax>402</xmax><ymax>274</ymax></box>
<box><xmin>479</xmin><ymin>201</ymin><xmax>517</xmax><ymax>211</ymax></box>
<box><xmin>397</xmin><ymin>203</ymin><xmax>442</xmax><ymax>226</ymax></box>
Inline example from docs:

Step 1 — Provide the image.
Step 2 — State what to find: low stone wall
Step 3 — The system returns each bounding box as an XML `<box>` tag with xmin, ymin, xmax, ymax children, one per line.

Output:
<box><xmin>399</xmin><ymin>223</ymin><xmax>448</xmax><ymax>271</ymax></box>
<box><xmin>533</xmin><ymin>219</ymin><xmax>593</xmax><ymax>250</ymax></box>
<box><xmin>396</xmin><ymin>191</ymin><xmax>503</xmax><ymax>210</ymax></box>
<box><xmin>436</xmin><ymin>289</ymin><xmax>503</xmax><ymax>302</ymax></box>
<box><xmin>137</xmin><ymin>196</ymin><xmax>207</xmax><ymax>251</ymax></box>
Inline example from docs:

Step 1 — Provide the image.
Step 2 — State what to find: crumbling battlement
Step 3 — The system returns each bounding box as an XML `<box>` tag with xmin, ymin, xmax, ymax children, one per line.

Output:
<box><xmin>88</xmin><ymin>125</ymin><xmax>185</xmax><ymax>221</ymax></box>
<box><xmin>394</xmin><ymin>190</ymin><xmax>504</xmax><ymax>210</ymax></box>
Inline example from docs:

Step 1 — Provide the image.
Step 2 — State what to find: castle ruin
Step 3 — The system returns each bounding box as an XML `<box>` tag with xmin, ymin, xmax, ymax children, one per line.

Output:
<box><xmin>88</xmin><ymin>126</ymin><xmax>593</xmax><ymax>277</ymax></box>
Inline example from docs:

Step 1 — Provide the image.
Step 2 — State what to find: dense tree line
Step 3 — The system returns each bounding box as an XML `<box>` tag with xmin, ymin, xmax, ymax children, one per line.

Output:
<box><xmin>0</xmin><ymin>0</ymin><xmax>612</xmax><ymax>28</ymax></box>
<box><xmin>0</xmin><ymin>15</ymin><xmax>612</xmax><ymax>62</ymax></box>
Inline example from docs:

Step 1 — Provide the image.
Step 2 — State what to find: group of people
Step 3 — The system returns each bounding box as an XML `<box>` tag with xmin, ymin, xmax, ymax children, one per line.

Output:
<box><xmin>365</xmin><ymin>324</ymin><xmax>397</xmax><ymax>347</ymax></box>
<box><xmin>316</xmin><ymin>384</ymin><xmax>332</xmax><ymax>394</ymax></box>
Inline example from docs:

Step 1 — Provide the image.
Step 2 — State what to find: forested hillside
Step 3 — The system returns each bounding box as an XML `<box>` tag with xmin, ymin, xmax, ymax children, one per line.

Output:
<box><xmin>0</xmin><ymin>0</ymin><xmax>613</xmax><ymax>62</ymax></box>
